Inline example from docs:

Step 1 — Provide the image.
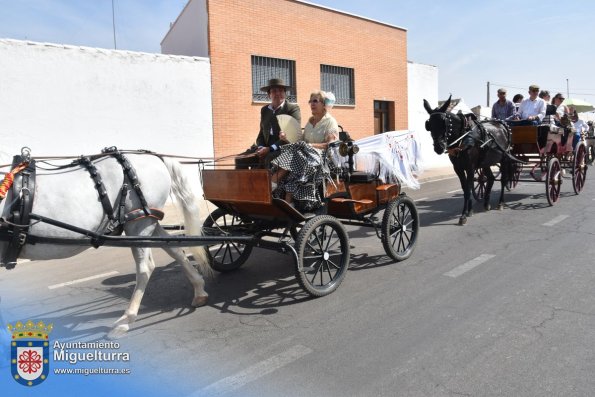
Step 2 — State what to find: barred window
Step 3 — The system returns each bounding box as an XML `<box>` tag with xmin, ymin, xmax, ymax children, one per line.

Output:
<box><xmin>320</xmin><ymin>65</ymin><xmax>355</xmax><ymax>105</ymax></box>
<box><xmin>251</xmin><ymin>55</ymin><xmax>297</xmax><ymax>102</ymax></box>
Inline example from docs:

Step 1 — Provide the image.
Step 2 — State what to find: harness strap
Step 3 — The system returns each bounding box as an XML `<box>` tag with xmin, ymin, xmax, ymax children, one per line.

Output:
<box><xmin>78</xmin><ymin>156</ymin><xmax>116</xmax><ymax>221</ymax></box>
<box><xmin>104</xmin><ymin>147</ymin><xmax>153</xmax><ymax>218</ymax></box>
<box><xmin>2</xmin><ymin>157</ymin><xmax>36</xmax><ymax>269</ymax></box>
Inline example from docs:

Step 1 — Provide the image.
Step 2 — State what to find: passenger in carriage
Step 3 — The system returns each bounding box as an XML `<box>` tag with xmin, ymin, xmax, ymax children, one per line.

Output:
<box><xmin>270</xmin><ymin>90</ymin><xmax>339</xmax><ymax>212</ymax></box>
<box><xmin>512</xmin><ymin>94</ymin><xmax>524</xmax><ymax>114</ymax></box>
<box><xmin>540</xmin><ymin>90</ymin><xmax>556</xmax><ymax>115</ymax></box>
<box><xmin>539</xmin><ymin>90</ymin><xmax>557</xmax><ymax>125</ymax></box>
<box><xmin>509</xmin><ymin>84</ymin><xmax>546</xmax><ymax>125</ymax></box>
<box><xmin>572</xmin><ymin>112</ymin><xmax>589</xmax><ymax>148</ymax></box>
<box><xmin>491</xmin><ymin>88</ymin><xmax>515</xmax><ymax>121</ymax></box>
<box><xmin>235</xmin><ymin>78</ymin><xmax>301</xmax><ymax>169</ymax></box>
<box><xmin>552</xmin><ymin>93</ymin><xmax>570</xmax><ymax>123</ymax></box>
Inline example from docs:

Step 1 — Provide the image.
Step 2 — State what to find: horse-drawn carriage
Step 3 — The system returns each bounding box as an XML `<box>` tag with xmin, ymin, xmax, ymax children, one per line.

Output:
<box><xmin>424</xmin><ymin>96</ymin><xmax>587</xmax><ymax>223</ymax></box>
<box><xmin>0</xmin><ymin>130</ymin><xmax>420</xmax><ymax>337</ymax></box>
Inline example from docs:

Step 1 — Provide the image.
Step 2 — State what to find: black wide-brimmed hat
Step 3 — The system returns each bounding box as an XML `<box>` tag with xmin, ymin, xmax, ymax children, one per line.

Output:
<box><xmin>260</xmin><ymin>78</ymin><xmax>291</xmax><ymax>92</ymax></box>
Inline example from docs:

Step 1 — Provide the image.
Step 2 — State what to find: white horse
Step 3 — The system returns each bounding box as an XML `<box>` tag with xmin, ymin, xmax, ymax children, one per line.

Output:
<box><xmin>0</xmin><ymin>152</ymin><xmax>210</xmax><ymax>339</ymax></box>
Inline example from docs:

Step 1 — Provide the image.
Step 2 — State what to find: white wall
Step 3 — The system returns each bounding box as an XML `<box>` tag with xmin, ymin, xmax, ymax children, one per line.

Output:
<box><xmin>161</xmin><ymin>0</ymin><xmax>208</xmax><ymax>57</ymax></box>
<box><xmin>407</xmin><ymin>61</ymin><xmax>451</xmax><ymax>169</ymax></box>
<box><xmin>0</xmin><ymin>39</ymin><xmax>213</xmax><ymax>160</ymax></box>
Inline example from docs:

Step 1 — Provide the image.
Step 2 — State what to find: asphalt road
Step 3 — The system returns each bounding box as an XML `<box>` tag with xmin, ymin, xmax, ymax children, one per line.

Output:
<box><xmin>2</xmin><ymin>169</ymin><xmax>595</xmax><ymax>396</ymax></box>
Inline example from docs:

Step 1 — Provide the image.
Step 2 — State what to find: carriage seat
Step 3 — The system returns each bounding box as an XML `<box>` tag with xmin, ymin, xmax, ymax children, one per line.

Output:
<box><xmin>349</xmin><ymin>171</ymin><xmax>376</xmax><ymax>183</ymax></box>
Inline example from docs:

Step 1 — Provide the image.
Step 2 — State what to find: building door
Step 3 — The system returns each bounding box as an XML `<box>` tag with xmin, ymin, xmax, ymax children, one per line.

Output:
<box><xmin>374</xmin><ymin>100</ymin><xmax>394</xmax><ymax>134</ymax></box>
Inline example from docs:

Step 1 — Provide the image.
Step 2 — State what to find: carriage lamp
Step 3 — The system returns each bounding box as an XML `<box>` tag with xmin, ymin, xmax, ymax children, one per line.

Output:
<box><xmin>339</xmin><ymin>141</ymin><xmax>359</xmax><ymax>173</ymax></box>
<box><xmin>339</xmin><ymin>141</ymin><xmax>359</xmax><ymax>157</ymax></box>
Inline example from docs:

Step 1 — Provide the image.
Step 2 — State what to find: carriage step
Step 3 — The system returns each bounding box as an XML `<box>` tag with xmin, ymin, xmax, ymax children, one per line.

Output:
<box><xmin>330</xmin><ymin>198</ymin><xmax>374</xmax><ymax>205</ymax></box>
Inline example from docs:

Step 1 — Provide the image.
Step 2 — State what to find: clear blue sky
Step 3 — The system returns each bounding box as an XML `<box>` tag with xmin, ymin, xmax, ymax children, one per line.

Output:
<box><xmin>1</xmin><ymin>0</ymin><xmax>594</xmax><ymax>108</ymax></box>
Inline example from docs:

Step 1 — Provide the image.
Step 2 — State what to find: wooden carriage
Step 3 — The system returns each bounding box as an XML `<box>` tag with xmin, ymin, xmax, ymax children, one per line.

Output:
<box><xmin>509</xmin><ymin>123</ymin><xmax>587</xmax><ymax>205</ymax></box>
<box><xmin>200</xmin><ymin>137</ymin><xmax>419</xmax><ymax>297</ymax></box>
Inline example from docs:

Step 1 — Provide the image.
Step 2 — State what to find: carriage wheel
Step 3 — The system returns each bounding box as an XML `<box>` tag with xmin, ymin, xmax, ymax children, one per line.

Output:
<box><xmin>203</xmin><ymin>208</ymin><xmax>253</xmax><ymax>272</ymax></box>
<box><xmin>381</xmin><ymin>195</ymin><xmax>419</xmax><ymax>261</ymax></box>
<box><xmin>295</xmin><ymin>215</ymin><xmax>350</xmax><ymax>297</ymax></box>
<box><xmin>472</xmin><ymin>168</ymin><xmax>487</xmax><ymax>201</ymax></box>
<box><xmin>546</xmin><ymin>157</ymin><xmax>562</xmax><ymax>206</ymax></box>
<box><xmin>573</xmin><ymin>142</ymin><xmax>587</xmax><ymax>194</ymax></box>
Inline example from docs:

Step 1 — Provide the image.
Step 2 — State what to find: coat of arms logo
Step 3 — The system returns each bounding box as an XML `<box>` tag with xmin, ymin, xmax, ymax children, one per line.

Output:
<box><xmin>7</xmin><ymin>320</ymin><xmax>53</xmax><ymax>386</ymax></box>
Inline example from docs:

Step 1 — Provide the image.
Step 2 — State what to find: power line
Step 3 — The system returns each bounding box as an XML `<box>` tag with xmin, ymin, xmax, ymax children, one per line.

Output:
<box><xmin>492</xmin><ymin>81</ymin><xmax>595</xmax><ymax>98</ymax></box>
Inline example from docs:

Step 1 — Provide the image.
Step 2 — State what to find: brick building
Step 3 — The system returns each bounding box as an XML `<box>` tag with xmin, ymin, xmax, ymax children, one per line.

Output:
<box><xmin>162</xmin><ymin>0</ymin><xmax>408</xmax><ymax>159</ymax></box>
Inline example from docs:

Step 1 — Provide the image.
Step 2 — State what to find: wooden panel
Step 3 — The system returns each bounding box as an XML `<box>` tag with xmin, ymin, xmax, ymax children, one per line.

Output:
<box><xmin>347</xmin><ymin>183</ymin><xmax>378</xmax><ymax>213</ymax></box>
<box><xmin>376</xmin><ymin>184</ymin><xmax>400</xmax><ymax>204</ymax></box>
<box><xmin>202</xmin><ymin>169</ymin><xmax>271</xmax><ymax>204</ymax></box>
<box><xmin>511</xmin><ymin>126</ymin><xmax>538</xmax><ymax>145</ymax></box>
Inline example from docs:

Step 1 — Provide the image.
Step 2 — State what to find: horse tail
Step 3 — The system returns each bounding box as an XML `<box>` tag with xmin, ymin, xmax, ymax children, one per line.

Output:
<box><xmin>162</xmin><ymin>158</ymin><xmax>212</xmax><ymax>277</ymax></box>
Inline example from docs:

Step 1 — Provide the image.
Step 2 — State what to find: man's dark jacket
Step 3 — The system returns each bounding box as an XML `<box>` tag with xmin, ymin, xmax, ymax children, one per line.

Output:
<box><xmin>255</xmin><ymin>101</ymin><xmax>301</xmax><ymax>148</ymax></box>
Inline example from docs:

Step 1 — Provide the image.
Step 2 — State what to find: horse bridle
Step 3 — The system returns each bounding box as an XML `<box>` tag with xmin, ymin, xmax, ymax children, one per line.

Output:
<box><xmin>427</xmin><ymin>112</ymin><xmax>468</xmax><ymax>154</ymax></box>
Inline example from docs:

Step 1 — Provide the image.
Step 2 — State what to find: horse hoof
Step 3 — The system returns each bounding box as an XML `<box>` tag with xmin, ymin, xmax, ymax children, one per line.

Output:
<box><xmin>458</xmin><ymin>217</ymin><xmax>467</xmax><ymax>226</ymax></box>
<box><xmin>484</xmin><ymin>203</ymin><xmax>491</xmax><ymax>211</ymax></box>
<box><xmin>468</xmin><ymin>210</ymin><xmax>474</xmax><ymax>217</ymax></box>
<box><xmin>192</xmin><ymin>295</ymin><xmax>208</xmax><ymax>307</ymax></box>
<box><xmin>498</xmin><ymin>204</ymin><xmax>504</xmax><ymax>211</ymax></box>
<box><xmin>107</xmin><ymin>324</ymin><xmax>129</xmax><ymax>340</ymax></box>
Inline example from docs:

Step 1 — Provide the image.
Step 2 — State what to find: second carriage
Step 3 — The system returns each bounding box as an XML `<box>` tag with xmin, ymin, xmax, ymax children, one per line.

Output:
<box><xmin>474</xmin><ymin>121</ymin><xmax>588</xmax><ymax>205</ymax></box>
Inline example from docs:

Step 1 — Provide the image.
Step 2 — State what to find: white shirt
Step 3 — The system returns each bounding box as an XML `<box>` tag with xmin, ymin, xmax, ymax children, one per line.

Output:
<box><xmin>518</xmin><ymin>97</ymin><xmax>546</xmax><ymax>121</ymax></box>
<box><xmin>267</xmin><ymin>100</ymin><xmax>286</xmax><ymax>136</ymax></box>
<box><xmin>574</xmin><ymin>120</ymin><xmax>588</xmax><ymax>134</ymax></box>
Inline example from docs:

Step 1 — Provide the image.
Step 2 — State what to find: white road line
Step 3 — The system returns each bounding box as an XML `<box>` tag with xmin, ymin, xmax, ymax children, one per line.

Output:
<box><xmin>542</xmin><ymin>215</ymin><xmax>569</xmax><ymax>227</ymax></box>
<box><xmin>416</xmin><ymin>197</ymin><xmax>429</xmax><ymax>202</ymax></box>
<box><xmin>443</xmin><ymin>254</ymin><xmax>496</xmax><ymax>278</ymax></box>
<box><xmin>196</xmin><ymin>345</ymin><xmax>313</xmax><ymax>396</ymax></box>
<box><xmin>421</xmin><ymin>175</ymin><xmax>457</xmax><ymax>184</ymax></box>
<box><xmin>48</xmin><ymin>271</ymin><xmax>120</xmax><ymax>290</ymax></box>
<box><xmin>446</xmin><ymin>189</ymin><xmax>462</xmax><ymax>194</ymax></box>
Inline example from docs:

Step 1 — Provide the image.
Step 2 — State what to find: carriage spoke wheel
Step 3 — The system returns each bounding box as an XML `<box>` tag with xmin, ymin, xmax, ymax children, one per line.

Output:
<box><xmin>381</xmin><ymin>195</ymin><xmax>419</xmax><ymax>261</ymax></box>
<box><xmin>295</xmin><ymin>215</ymin><xmax>349</xmax><ymax>297</ymax></box>
<box><xmin>203</xmin><ymin>208</ymin><xmax>253</xmax><ymax>272</ymax></box>
<box><xmin>546</xmin><ymin>157</ymin><xmax>562</xmax><ymax>206</ymax></box>
<box><xmin>573</xmin><ymin>142</ymin><xmax>587</xmax><ymax>194</ymax></box>
<box><xmin>472</xmin><ymin>168</ymin><xmax>487</xmax><ymax>201</ymax></box>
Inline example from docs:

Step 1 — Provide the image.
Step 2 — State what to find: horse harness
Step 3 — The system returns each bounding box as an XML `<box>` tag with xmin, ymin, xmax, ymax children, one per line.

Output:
<box><xmin>0</xmin><ymin>147</ymin><xmax>164</xmax><ymax>269</ymax></box>
<box><xmin>440</xmin><ymin>112</ymin><xmax>511</xmax><ymax>158</ymax></box>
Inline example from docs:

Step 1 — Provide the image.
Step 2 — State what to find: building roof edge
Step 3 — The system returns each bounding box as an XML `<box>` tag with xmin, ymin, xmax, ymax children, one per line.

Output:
<box><xmin>293</xmin><ymin>0</ymin><xmax>407</xmax><ymax>31</ymax></box>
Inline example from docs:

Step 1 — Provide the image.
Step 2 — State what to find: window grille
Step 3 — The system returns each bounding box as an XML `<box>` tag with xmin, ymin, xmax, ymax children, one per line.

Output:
<box><xmin>320</xmin><ymin>65</ymin><xmax>355</xmax><ymax>105</ymax></box>
<box><xmin>251</xmin><ymin>55</ymin><xmax>297</xmax><ymax>102</ymax></box>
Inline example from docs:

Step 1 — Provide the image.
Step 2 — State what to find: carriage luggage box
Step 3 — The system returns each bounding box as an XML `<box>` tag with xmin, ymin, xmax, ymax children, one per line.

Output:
<box><xmin>202</xmin><ymin>169</ymin><xmax>306</xmax><ymax>222</ymax></box>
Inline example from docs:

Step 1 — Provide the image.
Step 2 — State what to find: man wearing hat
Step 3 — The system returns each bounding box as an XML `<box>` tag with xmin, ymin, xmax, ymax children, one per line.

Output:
<box><xmin>511</xmin><ymin>84</ymin><xmax>546</xmax><ymax>125</ymax></box>
<box><xmin>491</xmin><ymin>88</ymin><xmax>515</xmax><ymax>121</ymax></box>
<box><xmin>235</xmin><ymin>78</ymin><xmax>301</xmax><ymax>169</ymax></box>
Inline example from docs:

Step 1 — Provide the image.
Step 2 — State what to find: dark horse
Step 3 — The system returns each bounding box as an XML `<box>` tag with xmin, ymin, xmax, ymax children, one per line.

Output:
<box><xmin>424</xmin><ymin>96</ymin><xmax>518</xmax><ymax>225</ymax></box>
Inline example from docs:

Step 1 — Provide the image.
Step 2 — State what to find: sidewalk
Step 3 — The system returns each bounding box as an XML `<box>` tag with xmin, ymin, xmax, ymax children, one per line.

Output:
<box><xmin>416</xmin><ymin>165</ymin><xmax>456</xmax><ymax>184</ymax></box>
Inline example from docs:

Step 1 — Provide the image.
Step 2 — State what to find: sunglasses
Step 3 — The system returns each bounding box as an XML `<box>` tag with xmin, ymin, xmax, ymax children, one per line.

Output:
<box><xmin>308</xmin><ymin>99</ymin><xmax>322</xmax><ymax>104</ymax></box>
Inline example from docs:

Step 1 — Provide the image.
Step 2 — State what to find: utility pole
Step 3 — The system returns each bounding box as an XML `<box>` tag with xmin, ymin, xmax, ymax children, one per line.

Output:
<box><xmin>487</xmin><ymin>81</ymin><xmax>490</xmax><ymax>107</ymax></box>
<box><xmin>566</xmin><ymin>78</ymin><xmax>569</xmax><ymax>98</ymax></box>
<box><xmin>112</xmin><ymin>0</ymin><xmax>117</xmax><ymax>49</ymax></box>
